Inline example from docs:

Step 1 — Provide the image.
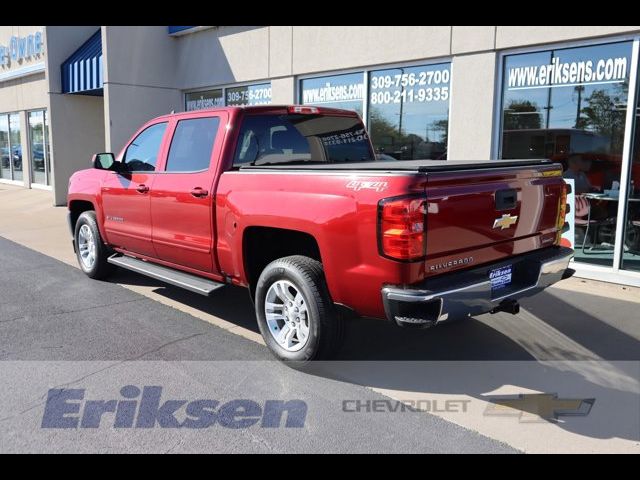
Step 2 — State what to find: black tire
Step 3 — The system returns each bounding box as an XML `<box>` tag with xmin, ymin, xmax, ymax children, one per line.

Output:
<box><xmin>255</xmin><ymin>255</ymin><xmax>344</xmax><ymax>362</ymax></box>
<box><xmin>74</xmin><ymin>211</ymin><xmax>116</xmax><ymax>280</ymax></box>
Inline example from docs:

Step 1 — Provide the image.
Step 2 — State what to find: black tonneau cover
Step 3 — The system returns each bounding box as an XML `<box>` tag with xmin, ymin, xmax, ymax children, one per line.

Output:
<box><xmin>239</xmin><ymin>159</ymin><xmax>554</xmax><ymax>173</ymax></box>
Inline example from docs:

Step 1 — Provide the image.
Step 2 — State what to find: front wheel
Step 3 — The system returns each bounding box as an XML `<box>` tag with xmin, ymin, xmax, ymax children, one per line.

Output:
<box><xmin>255</xmin><ymin>256</ymin><xmax>344</xmax><ymax>362</ymax></box>
<box><xmin>74</xmin><ymin>211</ymin><xmax>115</xmax><ymax>279</ymax></box>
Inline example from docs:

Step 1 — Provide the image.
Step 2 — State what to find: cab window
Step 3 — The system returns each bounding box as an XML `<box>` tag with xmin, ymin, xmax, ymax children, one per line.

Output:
<box><xmin>233</xmin><ymin>114</ymin><xmax>374</xmax><ymax>168</ymax></box>
<box><xmin>122</xmin><ymin>122</ymin><xmax>168</xmax><ymax>172</ymax></box>
<box><xmin>166</xmin><ymin>117</ymin><xmax>220</xmax><ymax>172</ymax></box>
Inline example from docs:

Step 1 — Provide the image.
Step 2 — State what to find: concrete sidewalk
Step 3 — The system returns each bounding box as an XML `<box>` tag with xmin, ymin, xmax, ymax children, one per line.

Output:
<box><xmin>1</xmin><ymin>184</ymin><xmax>639</xmax><ymax>453</ymax></box>
<box><xmin>0</xmin><ymin>184</ymin><xmax>263</xmax><ymax>343</ymax></box>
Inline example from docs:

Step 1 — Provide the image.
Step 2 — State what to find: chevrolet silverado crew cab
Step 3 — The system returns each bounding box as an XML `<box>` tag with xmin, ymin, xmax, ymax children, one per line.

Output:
<box><xmin>67</xmin><ymin>105</ymin><xmax>573</xmax><ymax>361</ymax></box>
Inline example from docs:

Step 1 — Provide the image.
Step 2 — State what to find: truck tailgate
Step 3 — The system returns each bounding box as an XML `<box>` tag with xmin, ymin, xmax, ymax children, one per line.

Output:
<box><xmin>424</xmin><ymin>163</ymin><xmax>564</xmax><ymax>275</ymax></box>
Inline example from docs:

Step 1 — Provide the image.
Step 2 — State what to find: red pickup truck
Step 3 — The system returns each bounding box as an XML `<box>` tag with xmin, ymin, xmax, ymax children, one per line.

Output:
<box><xmin>67</xmin><ymin>105</ymin><xmax>573</xmax><ymax>361</ymax></box>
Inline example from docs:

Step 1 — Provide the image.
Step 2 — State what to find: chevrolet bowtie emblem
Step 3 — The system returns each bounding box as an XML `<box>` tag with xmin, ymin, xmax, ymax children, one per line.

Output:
<box><xmin>484</xmin><ymin>393</ymin><xmax>595</xmax><ymax>423</ymax></box>
<box><xmin>493</xmin><ymin>214</ymin><xmax>518</xmax><ymax>230</ymax></box>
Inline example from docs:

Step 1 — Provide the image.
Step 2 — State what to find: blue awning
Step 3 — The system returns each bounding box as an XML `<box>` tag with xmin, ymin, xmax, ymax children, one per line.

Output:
<box><xmin>61</xmin><ymin>29</ymin><xmax>103</xmax><ymax>95</ymax></box>
<box><xmin>168</xmin><ymin>26</ymin><xmax>196</xmax><ymax>35</ymax></box>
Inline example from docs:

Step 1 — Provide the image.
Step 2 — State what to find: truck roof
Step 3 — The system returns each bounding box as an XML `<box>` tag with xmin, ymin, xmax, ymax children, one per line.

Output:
<box><xmin>152</xmin><ymin>105</ymin><xmax>361</xmax><ymax>122</ymax></box>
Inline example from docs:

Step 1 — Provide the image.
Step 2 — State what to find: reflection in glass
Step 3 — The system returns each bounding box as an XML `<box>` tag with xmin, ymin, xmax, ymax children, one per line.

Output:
<box><xmin>0</xmin><ymin>115</ymin><xmax>9</xmax><ymax>180</ymax></box>
<box><xmin>232</xmin><ymin>114</ymin><xmax>374</xmax><ymax>167</ymax></box>
<box><xmin>368</xmin><ymin>63</ymin><xmax>450</xmax><ymax>160</ymax></box>
<box><xmin>9</xmin><ymin>114</ymin><xmax>22</xmax><ymax>181</ymax></box>
<box><xmin>185</xmin><ymin>89</ymin><xmax>224</xmax><ymax>111</ymax></box>
<box><xmin>300</xmin><ymin>72</ymin><xmax>365</xmax><ymax>115</ymax></box>
<box><xmin>621</xmin><ymin>82</ymin><xmax>640</xmax><ymax>272</ymax></box>
<box><xmin>166</xmin><ymin>117</ymin><xmax>220</xmax><ymax>172</ymax></box>
<box><xmin>500</xmin><ymin>42</ymin><xmax>633</xmax><ymax>268</ymax></box>
<box><xmin>226</xmin><ymin>83</ymin><xmax>272</xmax><ymax>106</ymax></box>
<box><xmin>29</xmin><ymin>110</ymin><xmax>47</xmax><ymax>185</ymax></box>
<box><xmin>44</xmin><ymin>111</ymin><xmax>50</xmax><ymax>181</ymax></box>
<box><xmin>122</xmin><ymin>122</ymin><xmax>167</xmax><ymax>172</ymax></box>
<box><xmin>0</xmin><ymin>113</ymin><xmax>23</xmax><ymax>182</ymax></box>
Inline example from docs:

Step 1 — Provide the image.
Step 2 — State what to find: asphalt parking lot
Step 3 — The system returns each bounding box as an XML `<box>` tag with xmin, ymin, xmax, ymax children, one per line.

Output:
<box><xmin>0</xmin><ymin>236</ymin><xmax>519</xmax><ymax>453</ymax></box>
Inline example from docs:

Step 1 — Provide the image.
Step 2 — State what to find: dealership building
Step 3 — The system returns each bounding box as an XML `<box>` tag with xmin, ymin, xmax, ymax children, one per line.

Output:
<box><xmin>2</xmin><ymin>25</ymin><xmax>640</xmax><ymax>286</ymax></box>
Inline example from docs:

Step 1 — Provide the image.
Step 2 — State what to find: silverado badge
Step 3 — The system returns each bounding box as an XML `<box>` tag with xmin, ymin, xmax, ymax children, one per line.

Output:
<box><xmin>493</xmin><ymin>214</ymin><xmax>518</xmax><ymax>230</ymax></box>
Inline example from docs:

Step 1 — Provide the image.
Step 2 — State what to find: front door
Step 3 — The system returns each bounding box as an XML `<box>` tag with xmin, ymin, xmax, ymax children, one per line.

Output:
<box><xmin>101</xmin><ymin>121</ymin><xmax>168</xmax><ymax>258</ymax></box>
<box><xmin>150</xmin><ymin>114</ymin><xmax>224</xmax><ymax>273</ymax></box>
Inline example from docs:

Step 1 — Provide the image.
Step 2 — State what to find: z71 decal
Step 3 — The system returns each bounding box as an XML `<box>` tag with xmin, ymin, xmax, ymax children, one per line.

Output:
<box><xmin>346</xmin><ymin>180</ymin><xmax>389</xmax><ymax>192</ymax></box>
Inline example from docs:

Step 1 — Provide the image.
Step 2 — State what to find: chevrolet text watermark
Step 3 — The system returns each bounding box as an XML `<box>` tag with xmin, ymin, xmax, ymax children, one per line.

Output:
<box><xmin>41</xmin><ymin>386</ymin><xmax>307</xmax><ymax>429</ymax></box>
<box><xmin>343</xmin><ymin>398</ymin><xmax>470</xmax><ymax>414</ymax></box>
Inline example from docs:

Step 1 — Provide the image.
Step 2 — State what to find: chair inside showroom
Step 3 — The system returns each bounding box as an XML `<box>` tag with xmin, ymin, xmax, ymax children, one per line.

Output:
<box><xmin>628</xmin><ymin>219</ymin><xmax>640</xmax><ymax>253</ymax></box>
<box><xmin>575</xmin><ymin>194</ymin><xmax>615</xmax><ymax>254</ymax></box>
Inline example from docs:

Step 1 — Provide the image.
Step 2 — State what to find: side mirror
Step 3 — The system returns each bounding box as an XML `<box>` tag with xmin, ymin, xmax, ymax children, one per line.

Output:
<box><xmin>92</xmin><ymin>153</ymin><xmax>117</xmax><ymax>171</ymax></box>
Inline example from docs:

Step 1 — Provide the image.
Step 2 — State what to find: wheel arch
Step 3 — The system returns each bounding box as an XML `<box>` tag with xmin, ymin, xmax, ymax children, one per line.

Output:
<box><xmin>242</xmin><ymin>226</ymin><xmax>322</xmax><ymax>298</ymax></box>
<box><xmin>68</xmin><ymin>195</ymin><xmax>109</xmax><ymax>243</ymax></box>
<box><xmin>68</xmin><ymin>199</ymin><xmax>96</xmax><ymax>233</ymax></box>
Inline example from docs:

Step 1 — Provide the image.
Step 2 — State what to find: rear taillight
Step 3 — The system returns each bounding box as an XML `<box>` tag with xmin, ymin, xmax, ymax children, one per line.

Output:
<box><xmin>555</xmin><ymin>183</ymin><xmax>569</xmax><ymax>245</ymax></box>
<box><xmin>378</xmin><ymin>196</ymin><xmax>427</xmax><ymax>261</ymax></box>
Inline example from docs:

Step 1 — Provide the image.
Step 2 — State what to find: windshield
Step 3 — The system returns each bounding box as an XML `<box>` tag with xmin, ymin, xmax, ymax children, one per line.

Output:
<box><xmin>233</xmin><ymin>114</ymin><xmax>375</xmax><ymax>167</ymax></box>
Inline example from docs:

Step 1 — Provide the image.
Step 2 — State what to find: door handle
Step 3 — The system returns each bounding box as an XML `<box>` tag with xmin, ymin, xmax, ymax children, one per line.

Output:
<box><xmin>136</xmin><ymin>184</ymin><xmax>149</xmax><ymax>194</ymax></box>
<box><xmin>190</xmin><ymin>187</ymin><xmax>209</xmax><ymax>198</ymax></box>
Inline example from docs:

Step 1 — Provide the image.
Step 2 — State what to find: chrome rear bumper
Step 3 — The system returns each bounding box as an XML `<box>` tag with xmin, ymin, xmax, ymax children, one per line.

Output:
<box><xmin>382</xmin><ymin>247</ymin><xmax>574</xmax><ymax>327</ymax></box>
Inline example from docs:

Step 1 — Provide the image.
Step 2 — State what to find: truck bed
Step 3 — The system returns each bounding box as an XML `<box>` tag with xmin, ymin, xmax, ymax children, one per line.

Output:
<box><xmin>239</xmin><ymin>159</ymin><xmax>555</xmax><ymax>173</ymax></box>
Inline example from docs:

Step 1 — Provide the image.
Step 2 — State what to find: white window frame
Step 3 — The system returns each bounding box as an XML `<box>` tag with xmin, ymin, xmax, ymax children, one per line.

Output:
<box><xmin>0</xmin><ymin>111</ymin><xmax>23</xmax><ymax>183</ymax></box>
<box><xmin>26</xmin><ymin>108</ymin><xmax>51</xmax><ymax>188</ymax></box>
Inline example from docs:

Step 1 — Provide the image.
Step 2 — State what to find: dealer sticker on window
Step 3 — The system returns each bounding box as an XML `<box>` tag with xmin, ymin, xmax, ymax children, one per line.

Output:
<box><xmin>490</xmin><ymin>265</ymin><xmax>512</xmax><ymax>292</ymax></box>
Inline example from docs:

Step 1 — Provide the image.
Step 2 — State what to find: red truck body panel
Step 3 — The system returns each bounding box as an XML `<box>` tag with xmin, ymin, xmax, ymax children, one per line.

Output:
<box><xmin>68</xmin><ymin>106</ymin><xmax>567</xmax><ymax>321</ymax></box>
<box><xmin>424</xmin><ymin>168</ymin><xmax>563</xmax><ymax>272</ymax></box>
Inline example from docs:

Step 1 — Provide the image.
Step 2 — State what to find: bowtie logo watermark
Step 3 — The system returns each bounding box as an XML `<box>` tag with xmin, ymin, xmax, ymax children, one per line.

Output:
<box><xmin>484</xmin><ymin>393</ymin><xmax>595</xmax><ymax>423</ymax></box>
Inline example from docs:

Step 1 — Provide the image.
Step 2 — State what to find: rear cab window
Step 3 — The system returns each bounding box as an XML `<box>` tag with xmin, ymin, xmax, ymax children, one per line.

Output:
<box><xmin>232</xmin><ymin>113</ymin><xmax>375</xmax><ymax>168</ymax></box>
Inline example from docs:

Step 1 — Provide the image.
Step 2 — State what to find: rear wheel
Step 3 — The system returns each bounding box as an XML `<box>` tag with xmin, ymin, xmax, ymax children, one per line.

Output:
<box><xmin>74</xmin><ymin>211</ymin><xmax>115</xmax><ymax>279</ymax></box>
<box><xmin>255</xmin><ymin>255</ymin><xmax>344</xmax><ymax>362</ymax></box>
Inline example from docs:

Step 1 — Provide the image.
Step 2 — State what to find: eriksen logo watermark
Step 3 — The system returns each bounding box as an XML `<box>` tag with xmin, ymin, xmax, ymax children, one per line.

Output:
<box><xmin>41</xmin><ymin>385</ymin><xmax>307</xmax><ymax>429</ymax></box>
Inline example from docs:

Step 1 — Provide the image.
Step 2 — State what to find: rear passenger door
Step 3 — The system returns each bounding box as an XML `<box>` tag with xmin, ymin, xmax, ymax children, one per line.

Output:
<box><xmin>150</xmin><ymin>113</ymin><xmax>227</xmax><ymax>274</ymax></box>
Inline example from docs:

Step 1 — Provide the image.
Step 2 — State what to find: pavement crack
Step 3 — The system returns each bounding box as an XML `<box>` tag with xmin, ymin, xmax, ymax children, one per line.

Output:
<box><xmin>0</xmin><ymin>299</ymin><xmax>146</xmax><ymax>328</ymax></box>
<box><xmin>125</xmin><ymin>332</ymin><xmax>207</xmax><ymax>361</ymax></box>
<box><xmin>53</xmin><ymin>298</ymin><xmax>146</xmax><ymax>317</ymax></box>
<box><xmin>164</xmin><ymin>439</ymin><xmax>183</xmax><ymax>453</ymax></box>
<box><xmin>0</xmin><ymin>345</ymin><xmax>63</xmax><ymax>360</ymax></box>
<box><xmin>0</xmin><ymin>316</ymin><xmax>26</xmax><ymax>325</ymax></box>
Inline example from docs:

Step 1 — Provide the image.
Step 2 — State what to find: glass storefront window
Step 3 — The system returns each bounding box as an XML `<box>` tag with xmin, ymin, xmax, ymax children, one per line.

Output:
<box><xmin>0</xmin><ymin>115</ymin><xmax>9</xmax><ymax>180</ymax></box>
<box><xmin>368</xmin><ymin>63</ymin><xmax>450</xmax><ymax>160</ymax></box>
<box><xmin>185</xmin><ymin>89</ymin><xmax>224</xmax><ymax>111</ymax></box>
<box><xmin>0</xmin><ymin>113</ymin><xmax>22</xmax><ymax>182</ymax></box>
<box><xmin>29</xmin><ymin>110</ymin><xmax>50</xmax><ymax>186</ymax></box>
<box><xmin>225</xmin><ymin>83</ymin><xmax>272</xmax><ymax>106</ymax></box>
<box><xmin>500</xmin><ymin>42</ymin><xmax>634</xmax><ymax>268</ymax></box>
<box><xmin>300</xmin><ymin>72</ymin><xmax>365</xmax><ymax>115</ymax></box>
<box><xmin>621</xmin><ymin>72</ymin><xmax>640</xmax><ymax>272</ymax></box>
<box><xmin>9</xmin><ymin>114</ymin><xmax>22</xmax><ymax>181</ymax></box>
